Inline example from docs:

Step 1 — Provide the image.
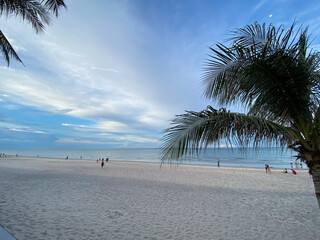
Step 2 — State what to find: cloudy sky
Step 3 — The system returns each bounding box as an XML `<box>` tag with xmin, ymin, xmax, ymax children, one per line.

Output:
<box><xmin>1</xmin><ymin>0</ymin><xmax>320</xmax><ymax>149</ymax></box>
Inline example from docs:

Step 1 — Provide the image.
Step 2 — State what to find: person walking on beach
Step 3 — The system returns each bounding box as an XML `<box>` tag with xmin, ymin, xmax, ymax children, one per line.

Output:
<box><xmin>101</xmin><ymin>159</ymin><xmax>104</xmax><ymax>168</ymax></box>
<box><xmin>217</xmin><ymin>160</ymin><xmax>220</xmax><ymax>167</ymax></box>
<box><xmin>265</xmin><ymin>164</ymin><xmax>271</xmax><ymax>173</ymax></box>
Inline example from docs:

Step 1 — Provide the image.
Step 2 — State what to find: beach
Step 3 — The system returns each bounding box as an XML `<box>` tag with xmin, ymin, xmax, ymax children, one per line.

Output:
<box><xmin>0</xmin><ymin>156</ymin><xmax>319</xmax><ymax>240</ymax></box>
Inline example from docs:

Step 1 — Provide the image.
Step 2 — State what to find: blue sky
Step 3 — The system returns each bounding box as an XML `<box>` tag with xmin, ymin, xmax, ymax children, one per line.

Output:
<box><xmin>1</xmin><ymin>0</ymin><xmax>320</xmax><ymax>149</ymax></box>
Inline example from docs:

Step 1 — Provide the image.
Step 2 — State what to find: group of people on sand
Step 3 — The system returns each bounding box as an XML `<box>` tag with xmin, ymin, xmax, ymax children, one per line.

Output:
<box><xmin>282</xmin><ymin>168</ymin><xmax>297</xmax><ymax>175</ymax></box>
<box><xmin>265</xmin><ymin>164</ymin><xmax>297</xmax><ymax>175</ymax></box>
<box><xmin>96</xmin><ymin>157</ymin><xmax>109</xmax><ymax>168</ymax></box>
<box><xmin>290</xmin><ymin>160</ymin><xmax>303</xmax><ymax>169</ymax></box>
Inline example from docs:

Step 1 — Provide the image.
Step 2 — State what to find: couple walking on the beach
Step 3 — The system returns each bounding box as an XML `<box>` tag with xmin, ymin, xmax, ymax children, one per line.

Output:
<box><xmin>101</xmin><ymin>158</ymin><xmax>109</xmax><ymax>168</ymax></box>
<box><xmin>265</xmin><ymin>164</ymin><xmax>271</xmax><ymax>173</ymax></box>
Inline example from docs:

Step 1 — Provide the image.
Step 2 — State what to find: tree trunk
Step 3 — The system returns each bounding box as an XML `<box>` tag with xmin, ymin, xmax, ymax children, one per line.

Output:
<box><xmin>310</xmin><ymin>161</ymin><xmax>320</xmax><ymax>208</ymax></box>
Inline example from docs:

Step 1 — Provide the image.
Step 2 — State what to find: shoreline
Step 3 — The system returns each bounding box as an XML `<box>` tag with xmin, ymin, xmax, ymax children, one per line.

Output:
<box><xmin>0</xmin><ymin>147</ymin><xmax>299</xmax><ymax>169</ymax></box>
<box><xmin>0</xmin><ymin>154</ymin><xmax>307</xmax><ymax>171</ymax></box>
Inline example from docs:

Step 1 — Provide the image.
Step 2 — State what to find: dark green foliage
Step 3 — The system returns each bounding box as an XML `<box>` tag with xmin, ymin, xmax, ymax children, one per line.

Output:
<box><xmin>0</xmin><ymin>0</ymin><xmax>67</xmax><ymax>66</ymax></box>
<box><xmin>162</xmin><ymin>22</ymin><xmax>320</xmax><ymax>163</ymax></box>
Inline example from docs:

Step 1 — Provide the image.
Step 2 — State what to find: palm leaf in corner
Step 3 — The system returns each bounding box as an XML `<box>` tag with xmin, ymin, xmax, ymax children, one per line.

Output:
<box><xmin>0</xmin><ymin>30</ymin><xmax>24</xmax><ymax>66</ymax></box>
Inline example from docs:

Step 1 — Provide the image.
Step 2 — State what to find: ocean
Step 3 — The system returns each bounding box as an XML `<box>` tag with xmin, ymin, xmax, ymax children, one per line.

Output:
<box><xmin>0</xmin><ymin>147</ymin><xmax>306</xmax><ymax>169</ymax></box>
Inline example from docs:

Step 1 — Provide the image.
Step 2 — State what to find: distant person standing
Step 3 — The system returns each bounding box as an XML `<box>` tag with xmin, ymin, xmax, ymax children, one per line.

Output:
<box><xmin>217</xmin><ymin>160</ymin><xmax>220</xmax><ymax>167</ymax></box>
<box><xmin>101</xmin><ymin>159</ymin><xmax>104</xmax><ymax>168</ymax></box>
<box><xmin>290</xmin><ymin>160</ymin><xmax>293</xmax><ymax>168</ymax></box>
<box><xmin>300</xmin><ymin>160</ymin><xmax>303</xmax><ymax>169</ymax></box>
<box><xmin>265</xmin><ymin>164</ymin><xmax>271</xmax><ymax>173</ymax></box>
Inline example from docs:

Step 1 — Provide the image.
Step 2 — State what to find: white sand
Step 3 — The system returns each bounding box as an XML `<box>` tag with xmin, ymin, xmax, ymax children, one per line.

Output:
<box><xmin>0</xmin><ymin>156</ymin><xmax>319</xmax><ymax>240</ymax></box>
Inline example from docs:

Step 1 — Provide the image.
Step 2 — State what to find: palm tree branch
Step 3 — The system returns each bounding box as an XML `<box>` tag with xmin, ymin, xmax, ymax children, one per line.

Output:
<box><xmin>161</xmin><ymin>107</ymin><xmax>297</xmax><ymax>160</ymax></box>
<box><xmin>204</xmin><ymin>25</ymin><xmax>317</xmax><ymax>128</ymax></box>
<box><xmin>0</xmin><ymin>30</ymin><xmax>24</xmax><ymax>66</ymax></box>
<box><xmin>0</xmin><ymin>0</ymin><xmax>51</xmax><ymax>33</ymax></box>
<box><xmin>41</xmin><ymin>0</ymin><xmax>67</xmax><ymax>17</ymax></box>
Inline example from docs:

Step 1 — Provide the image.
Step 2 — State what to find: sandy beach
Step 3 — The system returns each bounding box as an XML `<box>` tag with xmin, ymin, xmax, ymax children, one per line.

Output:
<box><xmin>0</xmin><ymin>156</ymin><xmax>319</xmax><ymax>240</ymax></box>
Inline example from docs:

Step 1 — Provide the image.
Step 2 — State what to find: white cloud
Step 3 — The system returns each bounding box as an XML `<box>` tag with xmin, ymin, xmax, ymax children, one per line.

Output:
<box><xmin>55</xmin><ymin>138</ymin><xmax>121</xmax><ymax>145</ymax></box>
<box><xmin>61</xmin><ymin>123</ymin><xmax>86</xmax><ymax>128</ymax></box>
<box><xmin>62</xmin><ymin>121</ymin><xmax>132</xmax><ymax>133</ymax></box>
<box><xmin>253</xmin><ymin>0</ymin><xmax>269</xmax><ymax>12</ymax></box>
<box><xmin>0</xmin><ymin>138</ymin><xmax>34</xmax><ymax>143</ymax></box>
<box><xmin>90</xmin><ymin>66</ymin><xmax>119</xmax><ymax>73</ymax></box>
<box><xmin>96</xmin><ymin>121</ymin><xmax>131</xmax><ymax>133</ymax></box>
<box><xmin>0</xmin><ymin>122</ymin><xmax>46</xmax><ymax>134</ymax></box>
<box><xmin>119</xmin><ymin>135</ymin><xmax>159</xmax><ymax>143</ymax></box>
<box><xmin>1</xmin><ymin>57</ymin><xmax>171</xmax><ymax>132</ymax></box>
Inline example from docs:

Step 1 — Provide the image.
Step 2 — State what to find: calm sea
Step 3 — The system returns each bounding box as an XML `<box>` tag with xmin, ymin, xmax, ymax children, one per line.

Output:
<box><xmin>0</xmin><ymin>148</ymin><xmax>306</xmax><ymax>169</ymax></box>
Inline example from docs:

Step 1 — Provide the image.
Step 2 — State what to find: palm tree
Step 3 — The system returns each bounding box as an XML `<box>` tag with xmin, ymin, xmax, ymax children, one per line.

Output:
<box><xmin>0</xmin><ymin>0</ymin><xmax>67</xmax><ymax>66</ymax></box>
<box><xmin>161</xmin><ymin>22</ymin><xmax>320</xmax><ymax>207</ymax></box>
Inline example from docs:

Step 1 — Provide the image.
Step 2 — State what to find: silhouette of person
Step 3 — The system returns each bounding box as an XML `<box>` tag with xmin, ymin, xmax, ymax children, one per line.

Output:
<box><xmin>265</xmin><ymin>164</ymin><xmax>271</xmax><ymax>173</ymax></box>
<box><xmin>101</xmin><ymin>159</ymin><xmax>104</xmax><ymax>168</ymax></box>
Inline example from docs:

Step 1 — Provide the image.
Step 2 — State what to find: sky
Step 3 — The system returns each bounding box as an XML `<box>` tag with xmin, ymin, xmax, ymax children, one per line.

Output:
<box><xmin>1</xmin><ymin>0</ymin><xmax>320</xmax><ymax>149</ymax></box>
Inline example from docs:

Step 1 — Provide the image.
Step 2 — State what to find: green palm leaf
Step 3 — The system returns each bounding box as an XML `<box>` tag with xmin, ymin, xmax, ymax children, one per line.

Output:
<box><xmin>161</xmin><ymin>106</ymin><xmax>296</xmax><ymax>160</ymax></box>
<box><xmin>0</xmin><ymin>0</ymin><xmax>50</xmax><ymax>33</ymax></box>
<box><xmin>0</xmin><ymin>0</ymin><xmax>66</xmax><ymax>66</ymax></box>
<box><xmin>0</xmin><ymin>30</ymin><xmax>24</xmax><ymax>66</ymax></box>
<box><xmin>203</xmin><ymin>23</ymin><xmax>320</xmax><ymax>126</ymax></box>
<box><xmin>42</xmin><ymin>0</ymin><xmax>67</xmax><ymax>17</ymax></box>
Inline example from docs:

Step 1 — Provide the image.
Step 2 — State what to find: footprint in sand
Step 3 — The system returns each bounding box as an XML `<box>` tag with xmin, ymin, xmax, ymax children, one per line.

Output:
<box><xmin>107</xmin><ymin>210</ymin><xmax>123</xmax><ymax>219</ymax></box>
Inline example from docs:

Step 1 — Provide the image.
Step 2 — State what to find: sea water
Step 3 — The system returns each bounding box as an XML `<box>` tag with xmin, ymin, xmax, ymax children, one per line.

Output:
<box><xmin>0</xmin><ymin>147</ymin><xmax>306</xmax><ymax>169</ymax></box>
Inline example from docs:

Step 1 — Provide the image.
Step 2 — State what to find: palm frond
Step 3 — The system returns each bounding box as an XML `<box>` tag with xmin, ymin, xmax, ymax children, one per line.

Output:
<box><xmin>230</xmin><ymin>22</ymin><xmax>298</xmax><ymax>52</ymax></box>
<box><xmin>0</xmin><ymin>0</ymin><xmax>66</xmax><ymax>66</ymax></box>
<box><xmin>0</xmin><ymin>0</ymin><xmax>50</xmax><ymax>33</ymax></box>
<box><xmin>42</xmin><ymin>0</ymin><xmax>67</xmax><ymax>17</ymax></box>
<box><xmin>161</xmin><ymin>106</ymin><xmax>296</xmax><ymax>160</ymax></box>
<box><xmin>203</xmin><ymin>22</ymin><xmax>319</xmax><ymax>127</ymax></box>
<box><xmin>0</xmin><ymin>30</ymin><xmax>24</xmax><ymax>66</ymax></box>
